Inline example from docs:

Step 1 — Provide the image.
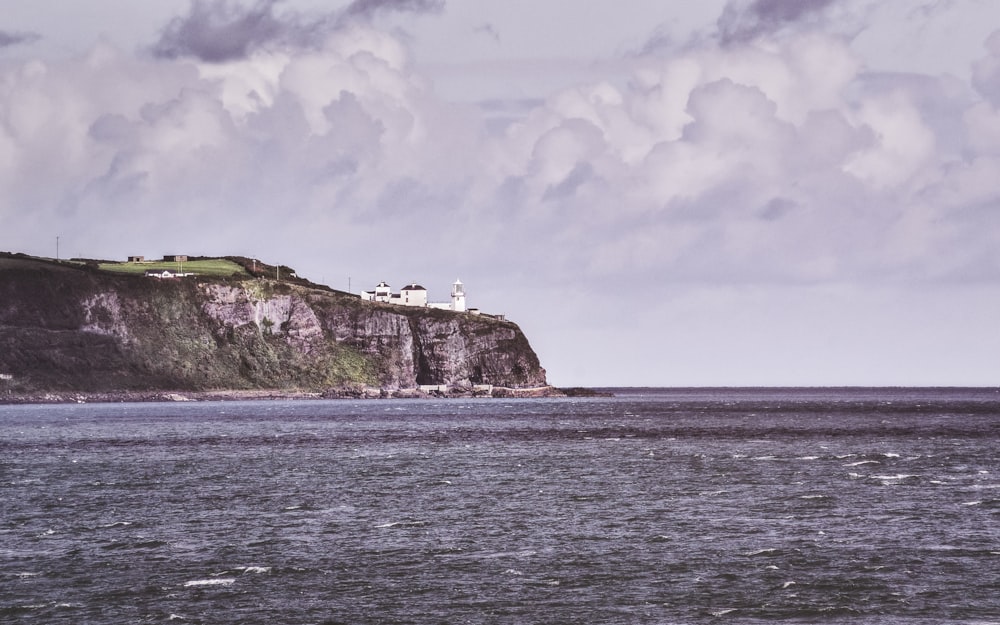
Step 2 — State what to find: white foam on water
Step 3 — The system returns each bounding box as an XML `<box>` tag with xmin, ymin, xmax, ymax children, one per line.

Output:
<box><xmin>183</xmin><ymin>578</ymin><xmax>235</xmax><ymax>587</ymax></box>
<box><xmin>873</xmin><ymin>474</ymin><xmax>918</xmax><ymax>481</ymax></box>
<box><xmin>99</xmin><ymin>521</ymin><xmax>132</xmax><ymax>528</ymax></box>
<box><xmin>782</xmin><ymin>581</ymin><xmax>796</xmax><ymax>589</ymax></box>
<box><xmin>845</xmin><ymin>460</ymin><xmax>880</xmax><ymax>467</ymax></box>
<box><xmin>742</xmin><ymin>548</ymin><xmax>777</xmax><ymax>557</ymax></box>
<box><xmin>376</xmin><ymin>520</ymin><xmax>426</xmax><ymax>528</ymax></box>
<box><xmin>961</xmin><ymin>501</ymin><xmax>983</xmax><ymax>506</ymax></box>
<box><xmin>242</xmin><ymin>566</ymin><xmax>271</xmax><ymax>574</ymax></box>
<box><xmin>710</xmin><ymin>608</ymin><xmax>738</xmax><ymax>616</ymax></box>
<box><xmin>479</xmin><ymin>549</ymin><xmax>538</xmax><ymax>559</ymax></box>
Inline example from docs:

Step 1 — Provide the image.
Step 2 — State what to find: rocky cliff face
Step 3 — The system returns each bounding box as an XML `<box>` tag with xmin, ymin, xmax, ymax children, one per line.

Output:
<box><xmin>0</xmin><ymin>256</ymin><xmax>548</xmax><ymax>394</ymax></box>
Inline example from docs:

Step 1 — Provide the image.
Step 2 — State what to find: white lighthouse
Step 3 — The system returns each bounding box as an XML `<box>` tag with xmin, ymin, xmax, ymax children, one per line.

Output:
<box><xmin>451</xmin><ymin>279</ymin><xmax>466</xmax><ymax>312</ymax></box>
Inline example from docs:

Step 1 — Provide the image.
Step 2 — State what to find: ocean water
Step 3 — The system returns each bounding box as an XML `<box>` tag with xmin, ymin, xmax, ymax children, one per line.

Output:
<box><xmin>1</xmin><ymin>388</ymin><xmax>998</xmax><ymax>624</ymax></box>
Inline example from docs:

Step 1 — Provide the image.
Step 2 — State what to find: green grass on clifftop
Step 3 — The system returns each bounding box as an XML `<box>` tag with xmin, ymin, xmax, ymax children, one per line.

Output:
<box><xmin>98</xmin><ymin>259</ymin><xmax>247</xmax><ymax>277</ymax></box>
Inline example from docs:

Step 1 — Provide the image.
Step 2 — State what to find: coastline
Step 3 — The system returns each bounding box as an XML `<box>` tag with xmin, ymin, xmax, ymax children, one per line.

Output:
<box><xmin>0</xmin><ymin>385</ymin><xmax>600</xmax><ymax>405</ymax></box>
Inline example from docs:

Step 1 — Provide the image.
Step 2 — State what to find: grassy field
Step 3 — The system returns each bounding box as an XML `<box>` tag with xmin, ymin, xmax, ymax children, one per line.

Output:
<box><xmin>98</xmin><ymin>258</ymin><xmax>248</xmax><ymax>277</ymax></box>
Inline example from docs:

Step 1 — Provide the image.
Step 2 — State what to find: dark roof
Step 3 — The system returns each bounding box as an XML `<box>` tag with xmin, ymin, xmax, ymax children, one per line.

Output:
<box><xmin>402</xmin><ymin>284</ymin><xmax>426</xmax><ymax>291</ymax></box>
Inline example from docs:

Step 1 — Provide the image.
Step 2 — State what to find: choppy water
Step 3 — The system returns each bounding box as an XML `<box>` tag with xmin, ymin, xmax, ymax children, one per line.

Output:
<box><xmin>1</xmin><ymin>388</ymin><xmax>998</xmax><ymax>624</ymax></box>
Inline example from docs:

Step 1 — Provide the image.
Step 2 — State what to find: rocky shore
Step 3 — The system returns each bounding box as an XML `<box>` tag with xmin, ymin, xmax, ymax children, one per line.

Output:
<box><xmin>0</xmin><ymin>385</ymin><xmax>580</xmax><ymax>405</ymax></box>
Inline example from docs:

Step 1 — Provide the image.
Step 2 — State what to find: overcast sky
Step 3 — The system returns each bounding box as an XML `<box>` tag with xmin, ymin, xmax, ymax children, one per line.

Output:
<box><xmin>2</xmin><ymin>0</ymin><xmax>1000</xmax><ymax>387</ymax></box>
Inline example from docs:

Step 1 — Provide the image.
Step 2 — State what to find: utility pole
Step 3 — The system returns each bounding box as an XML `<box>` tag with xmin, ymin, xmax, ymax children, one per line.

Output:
<box><xmin>56</xmin><ymin>236</ymin><xmax>60</xmax><ymax>260</ymax></box>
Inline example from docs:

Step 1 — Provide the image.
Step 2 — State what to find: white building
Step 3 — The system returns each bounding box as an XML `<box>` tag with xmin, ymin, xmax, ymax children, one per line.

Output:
<box><xmin>368</xmin><ymin>281</ymin><xmax>392</xmax><ymax>302</ymax></box>
<box><xmin>362</xmin><ymin>279</ymin><xmax>466</xmax><ymax>312</ymax></box>
<box><xmin>401</xmin><ymin>283</ymin><xmax>428</xmax><ymax>307</ymax></box>
<box><xmin>451</xmin><ymin>279</ymin><xmax>466</xmax><ymax>312</ymax></box>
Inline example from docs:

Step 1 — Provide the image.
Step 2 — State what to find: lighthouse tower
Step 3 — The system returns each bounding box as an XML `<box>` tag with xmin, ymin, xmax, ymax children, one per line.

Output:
<box><xmin>451</xmin><ymin>279</ymin><xmax>466</xmax><ymax>312</ymax></box>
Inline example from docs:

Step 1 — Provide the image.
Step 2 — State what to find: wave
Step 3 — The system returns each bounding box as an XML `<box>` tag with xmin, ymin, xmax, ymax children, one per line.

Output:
<box><xmin>741</xmin><ymin>548</ymin><xmax>778</xmax><ymax>557</ymax></box>
<box><xmin>871</xmin><ymin>474</ymin><xmax>919</xmax><ymax>481</ymax></box>
<box><xmin>183</xmin><ymin>578</ymin><xmax>235</xmax><ymax>587</ymax></box>
<box><xmin>375</xmin><ymin>520</ymin><xmax>427</xmax><ymax>528</ymax></box>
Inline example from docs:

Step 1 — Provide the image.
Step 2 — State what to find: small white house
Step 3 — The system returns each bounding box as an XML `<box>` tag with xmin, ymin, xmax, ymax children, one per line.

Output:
<box><xmin>400</xmin><ymin>283</ymin><xmax>428</xmax><ymax>307</ymax></box>
<box><xmin>369</xmin><ymin>281</ymin><xmax>392</xmax><ymax>302</ymax></box>
<box><xmin>145</xmin><ymin>269</ymin><xmax>193</xmax><ymax>279</ymax></box>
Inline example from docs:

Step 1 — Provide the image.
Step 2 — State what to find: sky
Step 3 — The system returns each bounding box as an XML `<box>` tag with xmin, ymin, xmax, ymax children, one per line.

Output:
<box><xmin>2</xmin><ymin>0</ymin><xmax>1000</xmax><ymax>387</ymax></box>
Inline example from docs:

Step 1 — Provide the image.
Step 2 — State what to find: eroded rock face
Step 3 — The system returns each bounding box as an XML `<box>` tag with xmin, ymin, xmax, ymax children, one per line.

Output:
<box><xmin>0</xmin><ymin>258</ymin><xmax>548</xmax><ymax>393</ymax></box>
<box><xmin>200</xmin><ymin>285</ymin><xmax>325</xmax><ymax>352</ymax></box>
<box><xmin>81</xmin><ymin>292</ymin><xmax>130</xmax><ymax>342</ymax></box>
<box><xmin>311</xmin><ymin>300</ymin><xmax>547</xmax><ymax>389</ymax></box>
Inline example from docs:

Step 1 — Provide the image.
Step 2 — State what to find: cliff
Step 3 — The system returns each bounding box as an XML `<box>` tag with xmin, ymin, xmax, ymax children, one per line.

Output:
<box><xmin>0</xmin><ymin>254</ymin><xmax>550</xmax><ymax>398</ymax></box>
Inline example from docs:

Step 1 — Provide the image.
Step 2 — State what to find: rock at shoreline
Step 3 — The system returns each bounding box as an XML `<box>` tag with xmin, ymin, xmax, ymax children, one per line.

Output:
<box><xmin>0</xmin><ymin>385</ymin><xmax>570</xmax><ymax>405</ymax></box>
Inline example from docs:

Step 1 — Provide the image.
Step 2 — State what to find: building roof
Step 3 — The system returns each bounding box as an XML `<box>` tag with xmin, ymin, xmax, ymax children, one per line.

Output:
<box><xmin>402</xmin><ymin>284</ymin><xmax>426</xmax><ymax>291</ymax></box>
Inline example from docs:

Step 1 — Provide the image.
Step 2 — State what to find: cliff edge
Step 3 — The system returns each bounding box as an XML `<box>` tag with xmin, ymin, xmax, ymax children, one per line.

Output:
<box><xmin>0</xmin><ymin>254</ymin><xmax>551</xmax><ymax>399</ymax></box>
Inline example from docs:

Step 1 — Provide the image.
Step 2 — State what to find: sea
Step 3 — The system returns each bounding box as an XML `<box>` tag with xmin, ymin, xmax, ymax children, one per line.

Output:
<box><xmin>1</xmin><ymin>387</ymin><xmax>998</xmax><ymax>625</ymax></box>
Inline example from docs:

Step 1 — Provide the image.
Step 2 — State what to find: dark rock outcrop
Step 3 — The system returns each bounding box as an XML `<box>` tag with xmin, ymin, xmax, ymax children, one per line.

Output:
<box><xmin>0</xmin><ymin>255</ymin><xmax>549</xmax><ymax>396</ymax></box>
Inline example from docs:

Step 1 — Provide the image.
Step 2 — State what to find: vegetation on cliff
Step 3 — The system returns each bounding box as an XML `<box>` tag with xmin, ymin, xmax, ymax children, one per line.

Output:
<box><xmin>0</xmin><ymin>253</ymin><xmax>549</xmax><ymax>397</ymax></box>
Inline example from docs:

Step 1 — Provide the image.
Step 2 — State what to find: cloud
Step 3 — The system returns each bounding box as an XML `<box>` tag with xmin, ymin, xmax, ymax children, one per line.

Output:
<box><xmin>151</xmin><ymin>0</ymin><xmax>446</xmax><ymax>63</ymax></box>
<box><xmin>152</xmin><ymin>0</ymin><xmax>309</xmax><ymax>62</ymax></box>
<box><xmin>341</xmin><ymin>0</ymin><xmax>445</xmax><ymax>22</ymax></box>
<box><xmin>0</xmin><ymin>30</ymin><xmax>41</xmax><ymax>49</ymax></box>
<box><xmin>717</xmin><ymin>0</ymin><xmax>840</xmax><ymax>44</ymax></box>
<box><xmin>972</xmin><ymin>30</ymin><xmax>1000</xmax><ymax>106</ymax></box>
<box><xmin>474</xmin><ymin>22</ymin><xmax>500</xmax><ymax>44</ymax></box>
